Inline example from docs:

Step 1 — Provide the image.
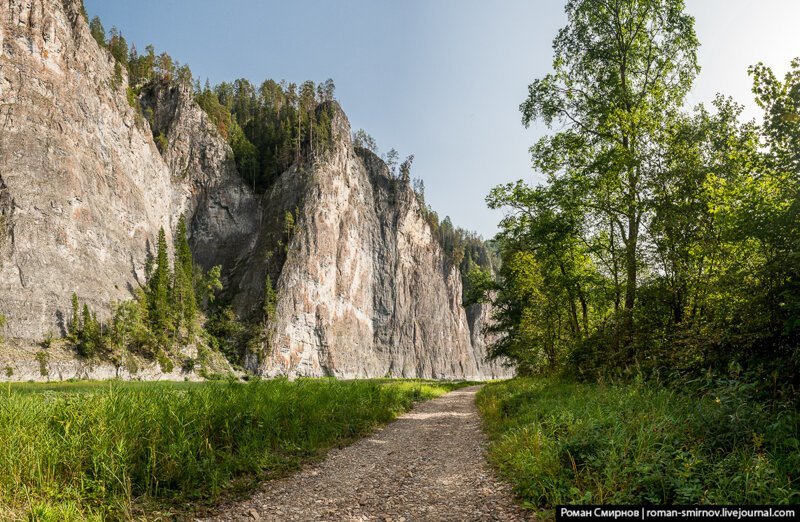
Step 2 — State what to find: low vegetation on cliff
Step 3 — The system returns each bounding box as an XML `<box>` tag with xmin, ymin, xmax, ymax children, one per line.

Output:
<box><xmin>0</xmin><ymin>378</ymin><xmax>469</xmax><ymax>520</ymax></box>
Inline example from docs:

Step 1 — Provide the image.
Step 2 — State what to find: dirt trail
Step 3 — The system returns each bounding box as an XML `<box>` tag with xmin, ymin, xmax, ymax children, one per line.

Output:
<box><xmin>202</xmin><ymin>385</ymin><xmax>530</xmax><ymax>521</ymax></box>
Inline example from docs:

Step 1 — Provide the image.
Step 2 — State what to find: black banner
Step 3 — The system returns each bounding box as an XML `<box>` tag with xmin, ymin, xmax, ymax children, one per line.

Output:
<box><xmin>555</xmin><ymin>506</ymin><xmax>800</xmax><ymax>522</ymax></box>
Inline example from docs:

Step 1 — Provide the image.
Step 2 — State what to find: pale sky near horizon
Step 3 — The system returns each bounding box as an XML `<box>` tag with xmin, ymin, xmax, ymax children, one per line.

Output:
<box><xmin>83</xmin><ymin>0</ymin><xmax>800</xmax><ymax>239</ymax></box>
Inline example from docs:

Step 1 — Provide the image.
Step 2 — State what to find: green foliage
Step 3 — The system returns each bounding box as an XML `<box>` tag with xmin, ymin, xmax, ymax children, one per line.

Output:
<box><xmin>86</xmin><ymin>12</ymin><xmax>337</xmax><ymax>195</ymax></box>
<box><xmin>263</xmin><ymin>275</ymin><xmax>277</xmax><ymax>322</ymax></box>
<box><xmin>66</xmin><ymin>294</ymin><xmax>103</xmax><ymax>358</ymax></box>
<box><xmin>228</xmin><ymin>119</ymin><xmax>258</xmax><ymax>188</ymax></box>
<box><xmin>64</xmin><ymin>221</ymin><xmax>222</xmax><ymax>366</ymax></box>
<box><xmin>34</xmin><ymin>351</ymin><xmax>49</xmax><ymax>377</ymax></box>
<box><xmin>77</xmin><ymin>304</ymin><xmax>101</xmax><ymax>357</ymax></box>
<box><xmin>195</xmin><ymin>85</ymin><xmax>233</xmax><ymax>138</ymax></box>
<box><xmin>107</xmin><ymin>27</ymin><xmax>128</xmax><ymax>66</ymax></box>
<box><xmin>126</xmin><ymin>86</ymin><xmax>138</xmax><ymax>109</ymax></box>
<box><xmin>209</xmin><ymin>78</ymin><xmax>337</xmax><ymax>192</ymax></box>
<box><xmin>283</xmin><ymin>209</ymin><xmax>295</xmax><ymax>245</ymax></box>
<box><xmin>205</xmin><ymin>306</ymin><xmax>251</xmax><ymax>363</ymax></box>
<box><xmin>41</xmin><ymin>330</ymin><xmax>54</xmax><ymax>350</ymax></box>
<box><xmin>89</xmin><ymin>11</ymin><xmax>189</xmax><ymax>96</ymax></box>
<box><xmin>156</xmin><ymin>349</ymin><xmax>174</xmax><ymax>373</ymax></box>
<box><xmin>0</xmin><ymin>314</ymin><xmax>6</xmax><ymax>345</ymax></box>
<box><xmin>478</xmin><ymin>378</ymin><xmax>800</xmax><ymax>512</ymax></box>
<box><xmin>128</xmin><ymin>45</ymin><xmax>156</xmax><ymax>87</ymax></box>
<box><xmin>433</xmin><ymin>216</ymin><xmax>499</xmax><ymax>299</ymax></box>
<box><xmin>172</xmin><ymin>216</ymin><xmax>197</xmax><ymax>335</ymax></box>
<box><xmin>0</xmin><ymin>379</ymin><xmax>465</xmax><ymax>519</ymax></box>
<box><xmin>352</xmin><ymin>128</ymin><xmax>378</xmax><ymax>152</ymax></box>
<box><xmin>154</xmin><ymin>131</ymin><xmax>169</xmax><ymax>153</ymax></box>
<box><xmin>463</xmin><ymin>263</ymin><xmax>493</xmax><ymax>306</ymax></box>
<box><xmin>196</xmin><ymin>264</ymin><xmax>223</xmax><ymax>307</ymax></box>
<box><xmin>490</xmin><ymin>0</ymin><xmax>800</xmax><ymax>392</ymax></box>
<box><xmin>108</xmin><ymin>296</ymin><xmax>150</xmax><ymax>355</ymax></box>
<box><xmin>69</xmin><ymin>293</ymin><xmax>80</xmax><ymax>343</ymax></box>
<box><xmin>148</xmin><ymin>227</ymin><xmax>171</xmax><ymax>337</ymax></box>
<box><xmin>744</xmin><ymin>59</ymin><xmax>800</xmax><ymax>366</ymax></box>
<box><xmin>520</xmin><ymin>0</ymin><xmax>699</xmax><ymax>319</ymax></box>
<box><xmin>88</xmin><ymin>16</ymin><xmax>105</xmax><ymax>48</ymax></box>
<box><xmin>109</xmin><ymin>61</ymin><xmax>123</xmax><ymax>91</ymax></box>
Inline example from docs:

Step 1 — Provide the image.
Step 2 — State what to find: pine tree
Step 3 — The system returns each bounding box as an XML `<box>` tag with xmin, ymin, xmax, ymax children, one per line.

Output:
<box><xmin>89</xmin><ymin>16</ymin><xmax>106</xmax><ymax>48</ymax></box>
<box><xmin>149</xmin><ymin>227</ymin><xmax>172</xmax><ymax>337</ymax></box>
<box><xmin>79</xmin><ymin>303</ymin><xmax>97</xmax><ymax>357</ymax></box>
<box><xmin>283</xmin><ymin>210</ymin><xmax>295</xmax><ymax>244</ymax></box>
<box><xmin>172</xmin><ymin>216</ymin><xmax>197</xmax><ymax>333</ymax></box>
<box><xmin>263</xmin><ymin>275</ymin><xmax>277</xmax><ymax>323</ymax></box>
<box><xmin>69</xmin><ymin>292</ymin><xmax>80</xmax><ymax>342</ymax></box>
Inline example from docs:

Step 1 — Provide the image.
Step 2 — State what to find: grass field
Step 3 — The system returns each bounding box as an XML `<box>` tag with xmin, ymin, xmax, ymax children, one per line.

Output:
<box><xmin>0</xmin><ymin>378</ymin><xmax>470</xmax><ymax>521</ymax></box>
<box><xmin>477</xmin><ymin>378</ymin><xmax>800</xmax><ymax>515</ymax></box>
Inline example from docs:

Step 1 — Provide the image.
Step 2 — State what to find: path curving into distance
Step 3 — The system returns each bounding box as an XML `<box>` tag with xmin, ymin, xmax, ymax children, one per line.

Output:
<box><xmin>203</xmin><ymin>385</ymin><xmax>531</xmax><ymax>521</ymax></box>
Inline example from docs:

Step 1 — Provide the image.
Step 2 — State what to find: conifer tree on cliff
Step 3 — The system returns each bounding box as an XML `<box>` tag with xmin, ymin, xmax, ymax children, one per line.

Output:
<box><xmin>172</xmin><ymin>215</ymin><xmax>197</xmax><ymax>334</ymax></box>
<box><xmin>149</xmin><ymin>227</ymin><xmax>172</xmax><ymax>339</ymax></box>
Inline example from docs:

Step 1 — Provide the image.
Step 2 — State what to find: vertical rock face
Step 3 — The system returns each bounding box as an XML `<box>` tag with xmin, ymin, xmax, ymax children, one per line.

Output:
<box><xmin>0</xmin><ymin>0</ymin><xmax>176</xmax><ymax>338</ymax></box>
<box><xmin>0</xmin><ymin>0</ymin><xmax>512</xmax><ymax>379</ymax></box>
<box><xmin>253</xmin><ymin>106</ymin><xmax>511</xmax><ymax>379</ymax></box>
<box><xmin>139</xmin><ymin>80</ymin><xmax>260</xmax><ymax>278</ymax></box>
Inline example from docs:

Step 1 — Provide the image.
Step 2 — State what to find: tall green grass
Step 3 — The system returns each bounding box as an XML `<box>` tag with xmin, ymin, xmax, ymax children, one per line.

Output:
<box><xmin>0</xmin><ymin>378</ymin><xmax>466</xmax><ymax>520</ymax></box>
<box><xmin>478</xmin><ymin>378</ymin><xmax>800</xmax><ymax>513</ymax></box>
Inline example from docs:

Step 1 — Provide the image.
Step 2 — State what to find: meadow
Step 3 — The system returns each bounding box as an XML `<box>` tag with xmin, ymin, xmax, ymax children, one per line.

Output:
<box><xmin>477</xmin><ymin>378</ymin><xmax>800</xmax><ymax>516</ymax></box>
<box><xmin>0</xmin><ymin>378</ymin><xmax>469</xmax><ymax>521</ymax></box>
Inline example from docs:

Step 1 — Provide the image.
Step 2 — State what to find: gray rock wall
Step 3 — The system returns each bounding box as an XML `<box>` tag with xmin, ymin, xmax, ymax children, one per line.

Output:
<box><xmin>0</xmin><ymin>0</ymin><xmax>176</xmax><ymax>339</ymax></box>
<box><xmin>0</xmin><ymin>0</ymin><xmax>513</xmax><ymax>380</ymax></box>
<box><xmin>256</xmin><ymin>107</ymin><xmax>511</xmax><ymax>379</ymax></box>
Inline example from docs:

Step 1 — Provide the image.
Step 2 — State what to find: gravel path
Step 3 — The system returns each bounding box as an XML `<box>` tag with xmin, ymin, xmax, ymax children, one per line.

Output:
<box><xmin>202</xmin><ymin>385</ymin><xmax>530</xmax><ymax>521</ymax></box>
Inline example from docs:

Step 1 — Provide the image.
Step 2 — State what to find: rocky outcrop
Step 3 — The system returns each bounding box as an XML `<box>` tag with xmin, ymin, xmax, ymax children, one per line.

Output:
<box><xmin>0</xmin><ymin>0</ymin><xmax>512</xmax><ymax>380</ymax></box>
<box><xmin>466</xmin><ymin>302</ymin><xmax>507</xmax><ymax>379</ymax></box>
<box><xmin>0</xmin><ymin>0</ymin><xmax>176</xmax><ymax>339</ymax></box>
<box><xmin>0</xmin><ymin>0</ymin><xmax>255</xmax><ymax>336</ymax></box>
<box><xmin>246</xmin><ymin>107</ymin><xmax>510</xmax><ymax>379</ymax></box>
<box><xmin>139</xmin><ymin>79</ymin><xmax>260</xmax><ymax>283</ymax></box>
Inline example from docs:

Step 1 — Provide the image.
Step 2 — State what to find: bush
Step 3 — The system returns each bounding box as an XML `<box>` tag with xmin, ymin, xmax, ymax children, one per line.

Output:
<box><xmin>155</xmin><ymin>131</ymin><xmax>169</xmax><ymax>153</ymax></box>
<box><xmin>34</xmin><ymin>351</ymin><xmax>49</xmax><ymax>377</ymax></box>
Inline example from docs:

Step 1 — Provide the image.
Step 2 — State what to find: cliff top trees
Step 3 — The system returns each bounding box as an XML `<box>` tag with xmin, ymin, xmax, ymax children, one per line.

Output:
<box><xmin>89</xmin><ymin>16</ymin><xmax>105</xmax><ymax>48</ymax></box>
<box><xmin>352</xmin><ymin>129</ymin><xmax>378</xmax><ymax>153</ymax></box>
<box><xmin>206</xmin><ymin>77</ymin><xmax>338</xmax><ymax>192</ymax></box>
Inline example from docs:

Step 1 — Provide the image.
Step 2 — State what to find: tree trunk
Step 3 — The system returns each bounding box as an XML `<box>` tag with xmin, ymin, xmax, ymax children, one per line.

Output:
<box><xmin>610</xmin><ymin>218</ymin><xmax>621</xmax><ymax>312</ymax></box>
<box><xmin>625</xmin><ymin>216</ymin><xmax>637</xmax><ymax>311</ymax></box>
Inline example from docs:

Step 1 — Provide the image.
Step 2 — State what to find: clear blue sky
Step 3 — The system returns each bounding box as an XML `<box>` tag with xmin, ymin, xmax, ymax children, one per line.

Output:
<box><xmin>84</xmin><ymin>0</ymin><xmax>800</xmax><ymax>239</ymax></box>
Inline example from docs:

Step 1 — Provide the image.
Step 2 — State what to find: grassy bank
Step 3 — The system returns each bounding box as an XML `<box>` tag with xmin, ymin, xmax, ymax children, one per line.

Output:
<box><xmin>478</xmin><ymin>378</ymin><xmax>800</xmax><ymax>514</ymax></box>
<box><xmin>0</xmin><ymin>378</ymin><xmax>468</xmax><ymax>521</ymax></box>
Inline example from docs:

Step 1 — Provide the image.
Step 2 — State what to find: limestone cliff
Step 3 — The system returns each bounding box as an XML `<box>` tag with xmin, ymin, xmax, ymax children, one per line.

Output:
<box><xmin>0</xmin><ymin>0</ymin><xmax>512</xmax><ymax>380</ymax></box>
<box><xmin>245</xmin><ymin>108</ymin><xmax>509</xmax><ymax>379</ymax></box>
<box><xmin>0</xmin><ymin>0</ymin><xmax>176</xmax><ymax>340</ymax></box>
